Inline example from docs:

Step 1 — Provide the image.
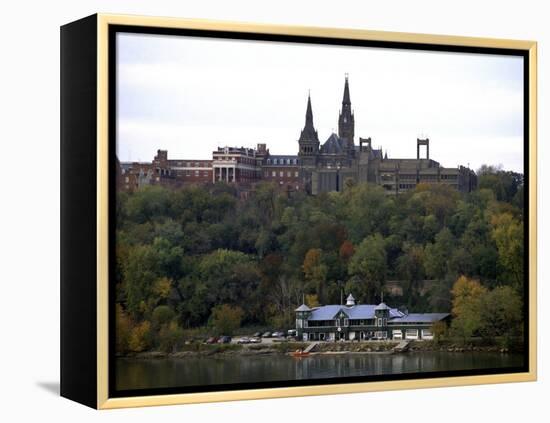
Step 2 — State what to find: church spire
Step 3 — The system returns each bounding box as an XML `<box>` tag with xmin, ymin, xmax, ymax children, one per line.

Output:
<box><xmin>338</xmin><ymin>74</ymin><xmax>355</xmax><ymax>148</ymax></box>
<box><xmin>298</xmin><ymin>92</ymin><xmax>319</xmax><ymax>162</ymax></box>
<box><xmin>305</xmin><ymin>91</ymin><xmax>314</xmax><ymax>128</ymax></box>
<box><xmin>342</xmin><ymin>73</ymin><xmax>351</xmax><ymax>105</ymax></box>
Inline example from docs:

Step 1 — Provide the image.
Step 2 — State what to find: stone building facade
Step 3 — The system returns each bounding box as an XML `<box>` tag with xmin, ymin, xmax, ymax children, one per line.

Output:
<box><xmin>296</xmin><ymin>76</ymin><xmax>477</xmax><ymax>195</ymax></box>
<box><xmin>117</xmin><ymin>75</ymin><xmax>476</xmax><ymax>195</ymax></box>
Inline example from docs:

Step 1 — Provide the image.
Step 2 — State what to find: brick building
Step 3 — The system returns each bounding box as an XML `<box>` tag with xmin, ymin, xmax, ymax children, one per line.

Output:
<box><xmin>117</xmin><ymin>75</ymin><xmax>476</xmax><ymax>195</ymax></box>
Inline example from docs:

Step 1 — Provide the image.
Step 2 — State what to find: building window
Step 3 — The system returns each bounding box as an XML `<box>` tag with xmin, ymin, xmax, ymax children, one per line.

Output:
<box><xmin>421</xmin><ymin>329</ymin><xmax>433</xmax><ymax>339</ymax></box>
<box><xmin>287</xmin><ymin>171</ymin><xmax>291</xmax><ymax>177</ymax></box>
<box><xmin>272</xmin><ymin>171</ymin><xmax>276</xmax><ymax>177</ymax></box>
<box><xmin>280</xmin><ymin>171</ymin><xmax>283</xmax><ymax>177</ymax></box>
<box><xmin>392</xmin><ymin>330</ymin><xmax>403</xmax><ymax>340</ymax></box>
<box><xmin>405</xmin><ymin>329</ymin><xmax>419</xmax><ymax>340</ymax></box>
<box><xmin>378</xmin><ymin>318</ymin><xmax>383</xmax><ymax>326</ymax></box>
<box><xmin>344</xmin><ymin>318</ymin><xmax>349</xmax><ymax>327</ymax></box>
<box><xmin>295</xmin><ymin>171</ymin><xmax>299</xmax><ymax>177</ymax></box>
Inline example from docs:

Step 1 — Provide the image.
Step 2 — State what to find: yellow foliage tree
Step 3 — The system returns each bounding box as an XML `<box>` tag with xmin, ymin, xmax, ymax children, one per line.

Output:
<box><xmin>305</xmin><ymin>294</ymin><xmax>320</xmax><ymax>308</ymax></box>
<box><xmin>128</xmin><ymin>320</ymin><xmax>151</xmax><ymax>352</ymax></box>
<box><xmin>152</xmin><ymin>277</ymin><xmax>172</xmax><ymax>300</ymax></box>
<box><xmin>302</xmin><ymin>248</ymin><xmax>328</xmax><ymax>303</ymax></box>
<box><xmin>450</xmin><ymin>276</ymin><xmax>488</xmax><ymax>342</ymax></box>
<box><xmin>490</xmin><ymin>212</ymin><xmax>524</xmax><ymax>289</ymax></box>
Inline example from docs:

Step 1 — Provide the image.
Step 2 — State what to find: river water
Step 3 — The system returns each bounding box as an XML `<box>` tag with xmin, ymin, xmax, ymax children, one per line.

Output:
<box><xmin>116</xmin><ymin>351</ymin><xmax>524</xmax><ymax>391</ymax></box>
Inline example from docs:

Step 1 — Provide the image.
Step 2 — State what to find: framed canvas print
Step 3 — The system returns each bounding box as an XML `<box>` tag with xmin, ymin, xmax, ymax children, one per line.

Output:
<box><xmin>60</xmin><ymin>14</ymin><xmax>537</xmax><ymax>409</ymax></box>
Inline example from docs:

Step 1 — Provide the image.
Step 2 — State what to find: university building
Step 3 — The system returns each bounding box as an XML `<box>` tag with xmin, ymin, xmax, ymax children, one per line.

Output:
<box><xmin>117</xmin><ymin>75</ymin><xmax>476</xmax><ymax>195</ymax></box>
<box><xmin>295</xmin><ymin>294</ymin><xmax>449</xmax><ymax>342</ymax></box>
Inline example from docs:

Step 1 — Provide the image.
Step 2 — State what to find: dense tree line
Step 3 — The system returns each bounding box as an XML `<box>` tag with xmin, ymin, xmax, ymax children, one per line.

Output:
<box><xmin>115</xmin><ymin>166</ymin><xmax>524</xmax><ymax>353</ymax></box>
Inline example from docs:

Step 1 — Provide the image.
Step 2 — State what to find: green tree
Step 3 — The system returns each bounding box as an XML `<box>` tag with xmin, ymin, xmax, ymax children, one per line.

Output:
<box><xmin>396</xmin><ymin>243</ymin><xmax>425</xmax><ymax>305</ymax></box>
<box><xmin>152</xmin><ymin>305</ymin><xmax>175</xmax><ymax>329</ymax></box>
<box><xmin>348</xmin><ymin>234</ymin><xmax>387</xmax><ymax>303</ymax></box>
<box><xmin>198</xmin><ymin>249</ymin><xmax>260</xmax><ymax>315</ymax></box>
<box><xmin>115</xmin><ymin>304</ymin><xmax>132</xmax><ymax>354</ymax></box>
<box><xmin>478</xmin><ymin>165</ymin><xmax>523</xmax><ymax>203</ymax></box>
<box><xmin>158</xmin><ymin>321</ymin><xmax>185</xmax><ymax>353</ymax></box>
<box><xmin>479</xmin><ymin>286</ymin><xmax>523</xmax><ymax>343</ymax></box>
<box><xmin>210</xmin><ymin>304</ymin><xmax>244</xmax><ymax>335</ymax></box>
<box><xmin>424</xmin><ymin>228</ymin><xmax>455</xmax><ymax>279</ymax></box>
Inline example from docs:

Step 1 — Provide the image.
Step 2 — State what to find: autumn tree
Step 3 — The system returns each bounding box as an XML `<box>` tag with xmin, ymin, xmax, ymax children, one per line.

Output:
<box><xmin>450</xmin><ymin>276</ymin><xmax>488</xmax><ymax>342</ymax></box>
<box><xmin>128</xmin><ymin>320</ymin><xmax>152</xmax><ymax>352</ymax></box>
<box><xmin>490</xmin><ymin>213</ymin><xmax>524</xmax><ymax>290</ymax></box>
<box><xmin>302</xmin><ymin>248</ymin><xmax>329</xmax><ymax>303</ymax></box>
<box><xmin>209</xmin><ymin>304</ymin><xmax>244</xmax><ymax>336</ymax></box>
<box><xmin>339</xmin><ymin>240</ymin><xmax>355</xmax><ymax>261</ymax></box>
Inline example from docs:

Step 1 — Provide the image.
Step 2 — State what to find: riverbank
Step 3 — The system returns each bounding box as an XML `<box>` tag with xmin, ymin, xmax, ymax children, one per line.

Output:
<box><xmin>121</xmin><ymin>338</ymin><xmax>522</xmax><ymax>359</ymax></box>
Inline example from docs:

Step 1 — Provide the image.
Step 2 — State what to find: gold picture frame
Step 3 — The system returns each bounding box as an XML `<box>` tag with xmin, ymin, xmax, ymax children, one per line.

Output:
<box><xmin>60</xmin><ymin>13</ymin><xmax>537</xmax><ymax>409</ymax></box>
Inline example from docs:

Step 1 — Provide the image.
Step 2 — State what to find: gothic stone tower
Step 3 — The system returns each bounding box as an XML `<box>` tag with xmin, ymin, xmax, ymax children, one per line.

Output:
<box><xmin>298</xmin><ymin>93</ymin><xmax>320</xmax><ymax>167</ymax></box>
<box><xmin>338</xmin><ymin>74</ymin><xmax>355</xmax><ymax>151</ymax></box>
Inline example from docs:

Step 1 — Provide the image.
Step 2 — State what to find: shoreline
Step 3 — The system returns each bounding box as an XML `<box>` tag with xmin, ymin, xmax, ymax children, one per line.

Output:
<box><xmin>119</xmin><ymin>340</ymin><xmax>521</xmax><ymax>359</ymax></box>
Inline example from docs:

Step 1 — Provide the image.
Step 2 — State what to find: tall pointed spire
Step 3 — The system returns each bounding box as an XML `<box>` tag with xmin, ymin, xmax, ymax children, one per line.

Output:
<box><xmin>298</xmin><ymin>92</ymin><xmax>320</xmax><ymax>164</ymax></box>
<box><xmin>342</xmin><ymin>73</ymin><xmax>351</xmax><ymax>105</ymax></box>
<box><xmin>299</xmin><ymin>92</ymin><xmax>319</xmax><ymax>144</ymax></box>
<box><xmin>338</xmin><ymin>74</ymin><xmax>355</xmax><ymax>148</ymax></box>
<box><xmin>305</xmin><ymin>91</ymin><xmax>314</xmax><ymax>127</ymax></box>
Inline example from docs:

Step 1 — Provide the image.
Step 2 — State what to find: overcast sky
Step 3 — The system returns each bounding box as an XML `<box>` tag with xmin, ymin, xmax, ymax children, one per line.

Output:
<box><xmin>116</xmin><ymin>32</ymin><xmax>524</xmax><ymax>173</ymax></box>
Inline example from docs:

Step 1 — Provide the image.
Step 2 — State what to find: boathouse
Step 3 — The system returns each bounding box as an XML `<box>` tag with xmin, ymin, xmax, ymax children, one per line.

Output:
<box><xmin>295</xmin><ymin>294</ymin><xmax>449</xmax><ymax>342</ymax></box>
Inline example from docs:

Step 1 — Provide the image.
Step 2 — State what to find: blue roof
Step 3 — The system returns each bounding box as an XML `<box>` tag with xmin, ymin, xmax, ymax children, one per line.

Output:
<box><xmin>389</xmin><ymin>313</ymin><xmax>450</xmax><ymax>324</ymax></box>
<box><xmin>308</xmin><ymin>304</ymin><xmax>405</xmax><ymax>321</ymax></box>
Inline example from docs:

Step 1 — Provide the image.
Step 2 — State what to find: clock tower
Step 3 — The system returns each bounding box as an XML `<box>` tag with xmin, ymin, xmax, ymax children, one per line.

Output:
<box><xmin>338</xmin><ymin>74</ymin><xmax>355</xmax><ymax>151</ymax></box>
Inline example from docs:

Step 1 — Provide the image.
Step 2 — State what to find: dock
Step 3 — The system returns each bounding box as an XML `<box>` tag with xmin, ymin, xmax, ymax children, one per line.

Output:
<box><xmin>304</xmin><ymin>342</ymin><xmax>320</xmax><ymax>353</ymax></box>
<box><xmin>392</xmin><ymin>340</ymin><xmax>411</xmax><ymax>353</ymax></box>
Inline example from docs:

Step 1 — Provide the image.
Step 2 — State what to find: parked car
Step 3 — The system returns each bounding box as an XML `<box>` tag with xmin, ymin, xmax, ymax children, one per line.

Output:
<box><xmin>287</xmin><ymin>329</ymin><xmax>297</xmax><ymax>337</ymax></box>
<box><xmin>218</xmin><ymin>336</ymin><xmax>232</xmax><ymax>344</ymax></box>
<box><xmin>261</xmin><ymin>331</ymin><xmax>272</xmax><ymax>338</ymax></box>
<box><xmin>205</xmin><ymin>337</ymin><xmax>219</xmax><ymax>344</ymax></box>
<box><xmin>237</xmin><ymin>337</ymin><xmax>251</xmax><ymax>344</ymax></box>
<box><xmin>272</xmin><ymin>331</ymin><xmax>285</xmax><ymax>338</ymax></box>
<box><xmin>252</xmin><ymin>332</ymin><xmax>262</xmax><ymax>337</ymax></box>
<box><xmin>249</xmin><ymin>337</ymin><xmax>262</xmax><ymax>343</ymax></box>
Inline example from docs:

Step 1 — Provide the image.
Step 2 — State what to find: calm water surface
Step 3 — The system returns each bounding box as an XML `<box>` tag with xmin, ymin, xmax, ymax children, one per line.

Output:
<box><xmin>116</xmin><ymin>351</ymin><xmax>524</xmax><ymax>391</ymax></box>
